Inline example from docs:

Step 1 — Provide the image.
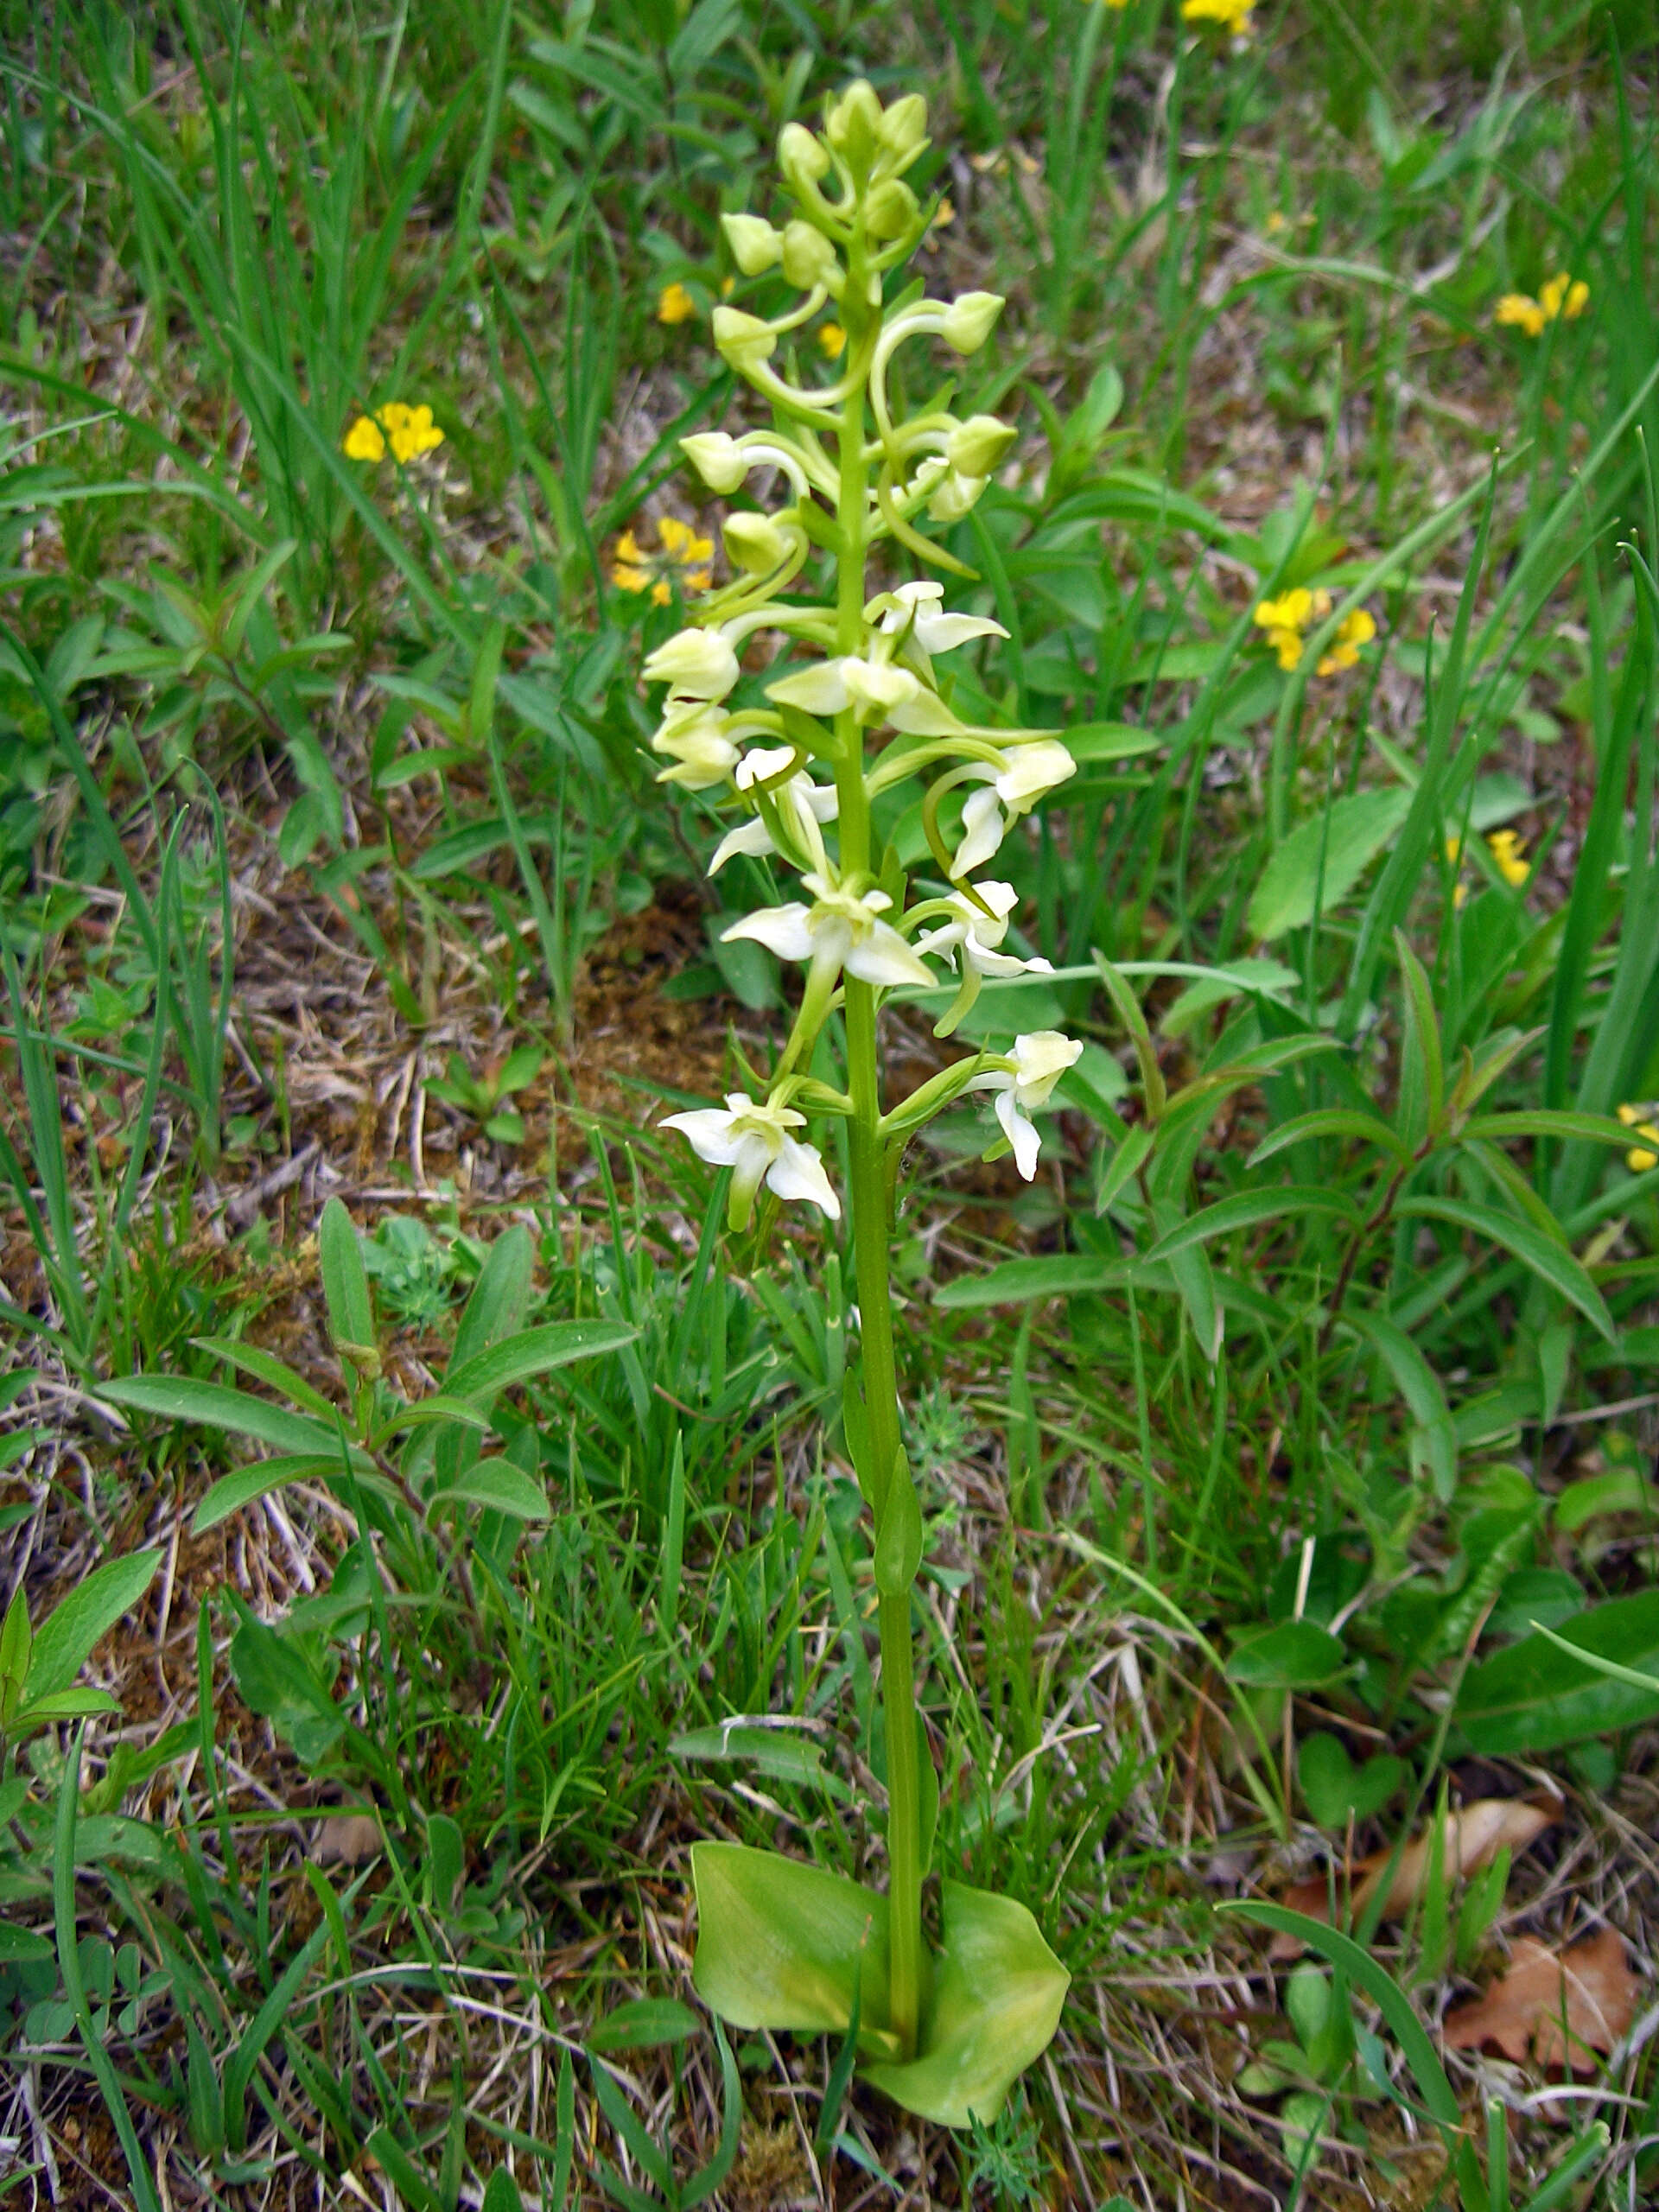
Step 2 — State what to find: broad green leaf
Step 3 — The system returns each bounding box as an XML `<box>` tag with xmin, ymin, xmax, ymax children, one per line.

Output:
<box><xmin>1248</xmin><ymin>788</ymin><xmax>1414</xmax><ymax>940</ymax></box>
<box><xmin>27</xmin><ymin>1550</ymin><xmax>161</xmax><ymax>1703</ymax></box>
<box><xmin>690</xmin><ymin>1841</ymin><xmax>893</xmax><ymax>2041</ymax></box>
<box><xmin>318</xmin><ymin>1197</ymin><xmax>375</xmax><ymax>1359</ymax></box>
<box><xmin>1225</xmin><ymin>1620</ymin><xmax>1347</xmax><ymax>1689</ymax></box>
<box><xmin>96</xmin><ymin>1376</ymin><xmax>362</xmax><ymax>1464</ymax></box>
<box><xmin>1145</xmin><ymin>1186</ymin><xmax>1359</xmax><ymax>1262</ymax></box>
<box><xmin>191</xmin><ymin>1456</ymin><xmax>339</xmax><ymax>1535</ymax></box>
<box><xmin>587</xmin><ymin>1998</ymin><xmax>702</xmax><ymax>2054</ymax></box>
<box><xmin>1299</xmin><ymin>1734</ymin><xmax>1405</xmax><ymax>1829</ymax></box>
<box><xmin>1553</xmin><ymin>1470</ymin><xmax>1659</xmax><ymax>1532</ymax></box>
<box><xmin>427</xmin><ymin>1460</ymin><xmax>550</xmax><ymax>1520</ymax></box>
<box><xmin>860</xmin><ymin>1881</ymin><xmax>1070</xmax><ymax>2130</ymax></box>
<box><xmin>15</xmin><ymin>1688</ymin><xmax>123</xmax><ymax>1724</ymax></box>
<box><xmin>1395</xmin><ymin>1196</ymin><xmax>1615</xmax><ymax>1341</ymax></box>
<box><xmin>443</xmin><ymin>1319</ymin><xmax>637</xmax><ymax>1402</ymax></box>
<box><xmin>0</xmin><ymin>1923</ymin><xmax>53</xmax><ymax>1962</ymax></box>
<box><xmin>1456</xmin><ymin>1592</ymin><xmax>1659</xmax><ymax>1754</ymax></box>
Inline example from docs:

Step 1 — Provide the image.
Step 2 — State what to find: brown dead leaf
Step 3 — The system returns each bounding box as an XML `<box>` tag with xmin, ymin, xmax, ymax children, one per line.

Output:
<box><xmin>1444</xmin><ymin>1927</ymin><xmax>1641</xmax><ymax>2073</ymax></box>
<box><xmin>1271</xmin><ymin>1796</ymin><xmax>1560</xmax><ymax>1960</ymax></box>
<box><xmin>314</xmin><ymin>1812</ymin><xmax>383</xmax><ymax>1866</ymax></box>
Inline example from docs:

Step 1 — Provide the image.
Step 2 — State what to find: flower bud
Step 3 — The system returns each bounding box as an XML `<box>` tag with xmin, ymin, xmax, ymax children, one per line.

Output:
<box><xmin>875</xmin><ymin>93</ymin><xmax>928</xmax><ymax>165</ymax></box>
<box><xmin>680</xmin><ymin>432</ymin><xmax>750</xmax><ymax>494</ymax></box>
<box><xmin>721</xmin><ymin>212</ymin><xmax>783</xmax><ymax>276</ymax></box>
<box><xmin>927</xmin><ymin>469</ymin><xmax>988</xmax><ymax>523</ymax></box>
<box><xmin>825</xmin><ymin>79</ymin><xmax>881</xmax><ymax>170</ymax></box>
<box><xmin>642</xmin><ymin>628</ymin><xmax>741</xmax><ymax>700</ymax></box>
<box><xmin>940</xmin><ymin>290</ymin><xmax>1004</xmax><ymax>353</ymax></box>
<box><xmin>711</xmin><ymin>306</ymin><xmax>778</xmax><ymax>372</ymax></box>
<box><xmin>651</xmin><ymin>706</ymin><xmax>739</xmax><ymax>789</ymax></box>
<box><xmin>781</xmin><ymin>219</ymin><xmax>841</xmax><ymax>293</ymax></box>
<box><xmin>779</xmin><ymin>121</ymin><xmax>830</xmax><ymax>193</ymax></box>
<box><xmin>863</xmin><ymin>177</ymin><xmax>918</xmax><ymax>241</ymax></box>
<box><xmin>723</xmin><ymin>512</ymin><xmax>792</xmax><ymax>574</ymax></box>
<box><xmin>948</xmin><ymin>413</ymin><xmax>1017</xmax><ymax>477</ymax></box>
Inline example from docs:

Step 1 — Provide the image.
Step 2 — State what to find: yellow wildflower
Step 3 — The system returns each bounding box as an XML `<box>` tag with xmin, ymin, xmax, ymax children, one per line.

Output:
<box><xmin>1539</xmin><ymin>272</ymin><xmax>1590</xmax><ymax>321</ymax></box>
<box><xmin>1183</xmin><ymin>0</ymin><xmax>1253</xmax><ymax>31</ymax></box>
<box><xmin>658</xmin><ymin>282</ymin><xmax>697</xmax><ymax>326</ymax></box>
<box><xmin>610</xmin><ymin>514</ymin><xmax>713</xmax><ymax>606</ymax></box>
<box><xmin>1317</xmin><ymin>607</ymin><xmax>1377</xmax><ymax>677</ymax></box>
<box><xmin>1618</xmin><ymin>1103</ymin><xmax>1659</xmax><ymax>1174</ymax></box>
<box><xmin>1495</xmin><ymin>274</ymin><xmax>1589</xmax><ymax>339</ymax></box>
<box><xmin>819</xmin><ymin>322</ymin><xmax>847</xmax><ymax>360</ymax></box>
<box><xmin>343</xmin><ymin>402</ymin><xmax>444</xmax><ymax>464</ymax></box>
<box><xmin>720</xmin><ymin>276</ymin><xmax>735</xmax><ymax>298</ymax></box>
<box><xmin>1486</xmin><ymin>828</ymin><xmax>1529</xmax><ymax>887</ymax></box>
<box><xmin>933</xmin><ymin>197</ymin><xmax>957</xmax><ymax>228</ymax></box>
<box><xmin>1252</xmin><ymin>586</ymin><xmax>1331</xmax><ymax>671</ymax></box>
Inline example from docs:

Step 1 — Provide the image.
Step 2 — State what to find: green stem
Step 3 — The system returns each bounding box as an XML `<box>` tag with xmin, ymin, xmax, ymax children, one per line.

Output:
<box><xmin>833</xmin><ymin>322</ymin><xmax>924</xmax><ymax>2061</ymax></box>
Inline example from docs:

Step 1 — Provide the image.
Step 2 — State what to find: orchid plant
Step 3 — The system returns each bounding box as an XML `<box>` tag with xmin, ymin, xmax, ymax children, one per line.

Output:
<box><xmin>651</xmin><ymin>82</ymin><xmax>1075</xmax><ymax>2130</ymax></box>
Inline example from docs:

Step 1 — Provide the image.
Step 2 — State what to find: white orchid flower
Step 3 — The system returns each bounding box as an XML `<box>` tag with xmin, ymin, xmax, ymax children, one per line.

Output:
<box><xmin>663</xmin><ymin>1092</ymin><xmax>840</xmax><ymax>1228</ymax></box>
<box><xmin>912</xmin><ymin>880</ymin><xmax>1053</xmax><ymax>1037</ymax></box>
<box><xmin>951</xmin><ymin>739</ymin><xmax>1077</xmax><ymax>874</ymax></box>
<box><xmin>878</xmin><ymin>580</ymin><xmax>1007</xmax><ymax>658</ymax></box>
<box><xmin>709</xmin><ymin>746</ymin><xmax>838</xmax><ymax>874</ymax></box>
<box><xmin>643</xmin><ymin>626</ymin><xmax>741</xmax><ymax>702</ymax></box>
<box><xmin>766</xmin><ymin>654</ymin><xmax>963</xmax><ymax>735</ymax></box>
<box><xmin>652</xmin><ymin>703</ymin><xmax>741</xmax><ymax>790</ymax></box>
<box><xmin>723</xmin><ymin>871</ymin><xmax>935</xmax><ymax>990</ymax></box>
<box><xmin>968</xmin><ymin>1031</ymin><xmax>1083</xmax><ymax>1179</ymax></box>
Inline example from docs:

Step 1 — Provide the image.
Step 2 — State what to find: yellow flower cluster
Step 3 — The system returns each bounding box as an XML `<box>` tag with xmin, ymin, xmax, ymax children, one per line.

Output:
<box><xmin>611</xmin><ymin>514</ymin><xmax>713</xmax><ymax>605</ymax></box>
<box><xmin>1446</xmin><ymin>829</ymin><xmax>1530</xmax><ymax>906</ymax></box>
<box><xmin>658</xmin><ymin>282</ymin><xmax>697</xmax><ymax>326</ymax></box>
<box><xmin>342</xmin><ymin>403</ymin><xmax>444</xmax><ymax>464</ymax></box>
<box><xmin>1618</xmin><ymin>1103</ymin><xmax>1659</xmax><ymax>1175</ymax></box>
<box><xmin>818</xmin><ymin>322</ymin><xmax>847</xmax><ymax>360</ymax></box>
<box><xmin>1494</xmin><ymin>273</ymin><xmax>1589</xmax><ymax>338</ymax></box>
<box><xmin>1183</xmin><ymin>0</ymin><xmax>1254</xmax><ymax>31</ymax></box>
<box><xmin>1252</xmin><ymin>588</ymin><xmax>1376</xmax><ymax>675</ymax></box>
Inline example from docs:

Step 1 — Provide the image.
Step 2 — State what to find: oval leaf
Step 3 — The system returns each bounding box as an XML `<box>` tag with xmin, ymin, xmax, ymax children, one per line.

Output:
<box><xmin>428</xmin><ymin>1460</ymin><xmax>550</xmax><ymax>1521</ymax></box>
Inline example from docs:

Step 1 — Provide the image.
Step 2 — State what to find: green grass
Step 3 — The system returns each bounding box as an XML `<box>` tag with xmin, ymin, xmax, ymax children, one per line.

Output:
<box><xmin>1</xmin><ymin>0</ymin><xmax>1657</xmax><ymax>2205</ymax></box>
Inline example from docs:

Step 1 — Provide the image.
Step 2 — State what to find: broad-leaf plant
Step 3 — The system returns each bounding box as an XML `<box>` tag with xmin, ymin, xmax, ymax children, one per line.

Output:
<box><xmin>651</xmin><ymin>81</ymin><xmax>1073</xmax><ymax>2128</ymax></box>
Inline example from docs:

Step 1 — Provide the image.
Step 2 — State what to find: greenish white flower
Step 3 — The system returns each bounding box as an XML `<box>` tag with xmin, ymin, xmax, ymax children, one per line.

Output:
<box><xmin>724</xmin><ymin>874</ymin><xmax>935</xmax><ymax>990</ymax></box>
<box><xmin>878</xmin><ymin>580</ymin><xmax>1007</xmax><ymax>658</ymax></box>
<box><xmin>952</xmin><ymin>741</ymin><xmax>1077</xmax><ymax>874</ymax></box>
<box><xmin>709</xmin><ymin>746</ymin><xmax>838</xmax><ymax>874</ymax></box>
<box><xmin>782</xmin><ymin>220</ymin><xmax>842</xmax><ymax>293</ymax></box>
<box><xmin>874</xmin><ymin>92</ymin><xmax>929</xmax><ymax>164</ymax></box>
<box><xmin>663</xmin><ymin>1092</ymin><xmax>840</xmax><ymax>1226</ymax></box>
<box><xmin>723</xmin><ymin>512</ymin><xmax>796</xmax><ymax>574</ymax></box>
<box><xmin>651</xmin><ymin>704</ymin><xmax>741</xmax><ymax>789</ymax></box>
<box><xmin>643</xmin><ymin>627</ymin><xmax>741</xmax><ymax>702</ymax></box>
<box><xmin>948</xmin><ymin>414</ymin><xmax>1018</xmax><ymax>477</ymax></box>
<box><xmin>722</xmin><ymin>213</ymin><xmax>783</xmax><ymax>275</ymax></box>
<box><xmin>778</xmin><ymin>120</ymin><xmax>830</xmax><ymax>190</ymax></box>
<box><xmin>767</xmin><ymin>653</ymin><xmax>964</xmax><ymax>734</ymax></box>
<box><xmin>968</xmin><ymin>1030</ymin><xmax>1083</xmax><ymax>1179</ymax></box>
<box><xmin>712</xmin><ymin>307</ymin><xmax>778</xmax><ymax>372</ymax></box>
<box><xmin>913</xmin><ymin>881</ymin><xmax>1053</xmax><ymax>1037</ymax></box>
<box><xmin>940</xmin><ymin>291</ymin><xmax>1004</xmax><ymax>353</ymax></box>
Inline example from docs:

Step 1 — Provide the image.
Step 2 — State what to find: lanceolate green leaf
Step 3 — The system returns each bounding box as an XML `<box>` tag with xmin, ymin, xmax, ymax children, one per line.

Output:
<box><xmin>95</xmin><ymin>1376</ymin><xmax>368</xmax><ymax>1464</ymax></box>
<box><xmin>190</xmin><ymin>1456</ymin><xmax>340</xmax><ymax>1535</ymax></box>
<box><xmin>27</xmin><ymin>1551</ymin><xmax>162</xmax><ymax>1704</ymax></box>
<box><xmin>1145</xmin><ymin>1186</ymin><xmax>1359</xmax><ymax>1262</ymax></box>
<box><xmin>1394</xmin><ymin>1196</ymin><xmax>1615</xmax><ymax>1340</ymax></box>
<box><xmin>442</xmin><ymin>1319</ymin><xmax>638</xmax><ymax>1402</ymax></box>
